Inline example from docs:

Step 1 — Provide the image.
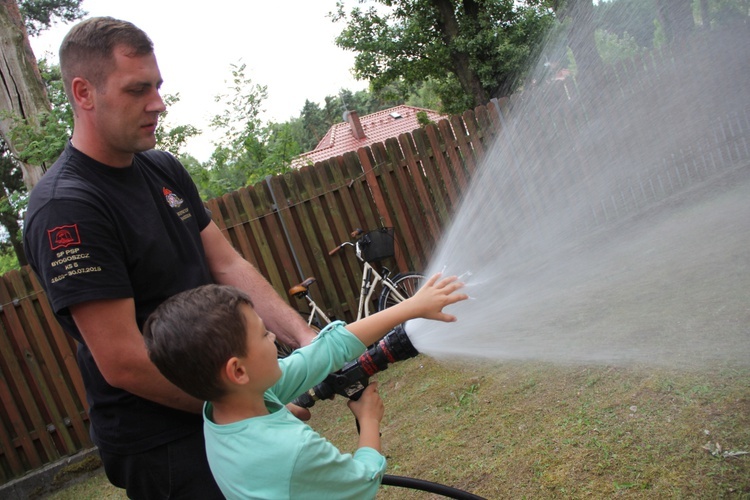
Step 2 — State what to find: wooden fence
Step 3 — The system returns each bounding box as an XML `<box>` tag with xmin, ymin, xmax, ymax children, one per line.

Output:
<box><xmin>1</xmin><ymin>30</ymin><xmax>748</xmax><ymax>484</ymax></box>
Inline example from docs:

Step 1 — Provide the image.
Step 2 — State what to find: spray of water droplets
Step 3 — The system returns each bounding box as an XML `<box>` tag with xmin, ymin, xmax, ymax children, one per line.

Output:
<box><xmin>406</xmin><ymin>24</ymin><xmax>750</xmax><ymax>369</ymax></box>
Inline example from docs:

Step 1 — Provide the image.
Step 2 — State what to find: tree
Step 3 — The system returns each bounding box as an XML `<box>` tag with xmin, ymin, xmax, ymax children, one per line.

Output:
<box><xmin>156</xmin><ymin>93</ymin><xmax>201</xmax><ymax>158</ymax></box>
<box><xmin>17</xmin><ymin>0</ymin><xmax>85</xmax><ymax>36</ymax></box>
<box><xmin>654</xmin><ymin>0</ymin><xmax>695</xmax><ymax>44</ymax></box>
<box><xmin>0</xmin><ymin>0</ymin><xmax>60</xmax><ymax>188</ymax></box>
<box><xmin>333</xmin><ymin>0</ymin><xmax>554</xmax><ymax>114</ymax></box>
<box><xmin>551</xmin><ymin>0</ymin><xmax>605</xmax><ymax>89</ymax></box>
<box><xmin>192</xmin><ymin>63</ymin><xmax>302</xmax><ymax>197</ymax></box>
<box><xmin>0</xmin><ymin>138</ymin><xmax>27</xmax><ymax>268</ymax></box>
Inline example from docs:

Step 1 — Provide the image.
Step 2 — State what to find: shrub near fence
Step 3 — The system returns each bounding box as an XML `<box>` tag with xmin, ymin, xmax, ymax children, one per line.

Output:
<box><xmin>0</xmin><ymin>102</ymin><xmax>501</xmax><ymax>484</ymax></box>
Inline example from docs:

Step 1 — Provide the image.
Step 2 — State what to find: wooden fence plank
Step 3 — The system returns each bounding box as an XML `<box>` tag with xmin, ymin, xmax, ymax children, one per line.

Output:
<box><xmin>449</xmin><ymin>114</ymin><xmax>479</xmax><ymax>179</ymax></box>
<box><xmin>409</xmin><ymin>127</ymin><xmax>454</xmax><ymax>229</ymax></box>
<box><xmin>282</xmin><ymin>167</ymin><xmax>330</xmax><ymax>307</ymax></box>
<box><xmin>6</xmin><ymin>271</ymin><xmax>86</xmax><ymax>455</ymax></box>
<box><xmin>462</xmin><ymin>109</ymin><xmax>486</xmax><ymax>161</ymax></box>
<box><xmin>424</xmin><ymin>123</ymin><xmax>462</xmax><ymax>210</ymax></box>
<box><xmin>438</xmin><ymin>118</ymin><xmax>470</xmax><ymax>194</ymax></box>
<box><xmin>0</xmin><ymin>323</ymin><xmax>35</xmax><ymax>477</ymax></box>
<box><xmin>220</xmin><ymin>191</ymin><xmax>257</xmax><ymax>268</ymax></box>
<box><xmin>398</xmin><ymin>132</ymin><xmax>443</xmax><ymax>249</ymax></box>
<box><xmin>369</xmin><ymin>141</ymin><xmax>422</xmax><ymax>272</ymax></box>
<box><xmin>0</xmin><ymin>278</ymin><xmax>50</xmax><ymax>468</ymax></box>
<box><xmin>27</xmin><ymin>270</ymin><xmax>86</xmax><ymax>408</ymax></box>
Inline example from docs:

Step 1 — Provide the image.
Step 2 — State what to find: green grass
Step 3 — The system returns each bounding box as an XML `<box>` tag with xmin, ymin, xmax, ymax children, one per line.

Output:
<box><xmin>48</xmin><ymin>358</ymin><xmax>750</xmax><ymax>499</ymax></box>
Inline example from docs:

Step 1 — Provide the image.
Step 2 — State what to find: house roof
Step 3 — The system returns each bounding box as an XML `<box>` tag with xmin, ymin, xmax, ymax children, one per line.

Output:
<box><xmin>292</xmin><ymin>105</ymin><xmax>447</xmax><ymax>168</ymax></box>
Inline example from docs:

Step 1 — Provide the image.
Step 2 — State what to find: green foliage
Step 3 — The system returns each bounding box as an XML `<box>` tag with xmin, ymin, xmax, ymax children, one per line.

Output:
<box><xmin>595</xmin><ymin>29</ymin><xmax>643</xmax><ymax>65</ymax></box>
<box><xmin>18</xmin><ymin>0</ymin><xmax>86</xmax><ymax>36</ymax></box>
<box><xmin>187</xmin><ymin>62</ymin><xmax>441</xmax><ymax>199</ymax></box>
<box><xmin>415</xmin><ymin>110</ymin><xmax>431</xmax><ymax>127</ymax></box>
<box><xmin>593</xmin><ymin>0</ymin><xmax>659</xmax><ymax>50</ymax></box>
<box><xmin>155</xmin><ymin>93</ymin><xmax>201</xmax><ymax>157</ymax></box>
<box><xmin>0</xmin><ymin>246</ymin><xmax>20</xmax><ymax>275</ymax></box>
<box><xmin>332</xmin><ymin>0</ymin><xmax>554</xmax><ymax>113</ymax></box>
<box><xmin>0</xmin><ymin>140</ymin><xmax>28</xmax><ymax>268</ymax></box>
<box><xmin>188</xmin><ymin>63</ymin><xmax>299</xmax><ymax>197</ymax></box>
<box><xmin>651</xmin><ymin>18</ymin><xmax>665</xmax><ymax>50</ymax></box>
<box><xmin>708</xmin><ymin>0</ymin><xmax>750</xmax><ymax>27</ymax></box>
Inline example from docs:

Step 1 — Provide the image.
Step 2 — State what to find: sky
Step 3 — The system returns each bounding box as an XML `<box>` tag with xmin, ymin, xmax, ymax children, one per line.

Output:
<box><xmin>28</xmin><ymin>0</ymin><xmax>369</xmax><ymax>161</ymax></box>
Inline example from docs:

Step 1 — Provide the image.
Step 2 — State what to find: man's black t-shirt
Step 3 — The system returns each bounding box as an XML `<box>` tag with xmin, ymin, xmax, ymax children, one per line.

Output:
<box><xmin>24</xmin><ymin>143</ymin><xmax>213</xmax><ymax>454</ymax></box>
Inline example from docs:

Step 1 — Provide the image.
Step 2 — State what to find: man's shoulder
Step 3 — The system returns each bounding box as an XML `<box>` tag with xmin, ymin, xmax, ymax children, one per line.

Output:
<box><xmin>136</xmin><ymin>149</ymin><xmax>182</xmax><ymax>170</ymax></box>
<box><xmin>28</xmin><ymin>147</ymin><xmax>89</xmax><ymax>205</ymax></box>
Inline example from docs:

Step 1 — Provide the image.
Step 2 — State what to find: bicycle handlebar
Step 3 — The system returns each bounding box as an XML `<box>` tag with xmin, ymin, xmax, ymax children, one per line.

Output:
<box><xmin>329</xmin><ymin>244</ymin><xmax>343</xmax><ymax>256</ymax></box>
<box><xmin>329</xmin><ymin>241</ymin><xmax>355</xmax><ymax>256</ymax></box>
<box><xmin>328</xmin><ymin>228</ymin><xmax>369</xmax><ymax>256</ymax></box>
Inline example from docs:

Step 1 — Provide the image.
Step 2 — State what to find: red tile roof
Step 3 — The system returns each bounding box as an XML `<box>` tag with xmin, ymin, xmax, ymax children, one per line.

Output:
<box><xmin>292</xmin><ymin>105</ymin><xmax>447</xmax><ymax>168</ymax></box>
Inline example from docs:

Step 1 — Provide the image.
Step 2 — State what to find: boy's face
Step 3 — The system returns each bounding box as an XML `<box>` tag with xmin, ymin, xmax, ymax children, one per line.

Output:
<box><xmin>240</xmin><ymin>304</ymin><xmax>282</xmax><ymax>389</ymax></box>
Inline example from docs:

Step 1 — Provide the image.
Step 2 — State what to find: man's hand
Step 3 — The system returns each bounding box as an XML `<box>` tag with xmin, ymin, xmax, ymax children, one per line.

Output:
<box><xmin>287</xmin><ymin>403</ymin><xmax>311</xmax><ymax>421</ymax></box>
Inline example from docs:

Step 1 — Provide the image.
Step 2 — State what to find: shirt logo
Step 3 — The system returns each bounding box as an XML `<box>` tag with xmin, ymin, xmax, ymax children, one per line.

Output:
<box><xmin>163</xmin><ymin>187</ymin><xmax>184</xmax><ymax>208</ymax></box>
<box><xmin>47</xmin><ymin>224</ymin><xmax>81</xmax><ymax>250</ymax></box>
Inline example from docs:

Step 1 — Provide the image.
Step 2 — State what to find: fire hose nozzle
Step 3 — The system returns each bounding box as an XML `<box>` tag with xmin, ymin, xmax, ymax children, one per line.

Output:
<box><xmin>291</xmin><ymin>324</ymin><xmax>418</xmax><ymax>408</ymax></box>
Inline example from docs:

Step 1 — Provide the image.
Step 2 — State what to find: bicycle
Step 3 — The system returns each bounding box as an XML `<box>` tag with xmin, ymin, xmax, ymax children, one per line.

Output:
<box><xmin>287</xmin><ymin>276</ymin><xmax>331</xmax><ymax>329</ymax></box>
<box><xmin>287</xmin><ymin>227</ymin><xmax>424</xmax><ymax>329</ymax></box>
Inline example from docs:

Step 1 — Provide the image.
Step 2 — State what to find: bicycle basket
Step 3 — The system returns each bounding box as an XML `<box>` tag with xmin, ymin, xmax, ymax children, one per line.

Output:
<box><xmin>357</xmin><ymin>227</ymin><xmax>395</xmax><ymax>263</ymax></box>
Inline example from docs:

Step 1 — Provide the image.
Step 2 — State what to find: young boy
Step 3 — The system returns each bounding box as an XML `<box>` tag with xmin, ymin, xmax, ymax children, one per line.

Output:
<box><xmin>143</xmin><ymin>273</ymin><xmax>467</xmax><ymax>499</ymax></box>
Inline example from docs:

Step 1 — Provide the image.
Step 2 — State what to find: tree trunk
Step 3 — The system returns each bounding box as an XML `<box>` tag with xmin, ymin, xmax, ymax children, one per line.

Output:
<box><xmin>655</xmin><ymin>0</ymin><xmax>695</xmax><ymax>44</ymax></box>
<box><xmin>699</xmin><ymin>0</ymin><xmax>710</xmax><ymax>29</ymax></box>
<box><xmin>0</xmin><ymin>0</ymin><xmax>50</xmax><ymax>189</ymax></box>
<box><xmin>431</xmin><ymin>0</ymin><xmax>488</xmax><ymax>106</ymax></box>
<box><xmin>556</xmin><ymin>0</ymin><xmax>603</xmax><ymax>91</ymax></box>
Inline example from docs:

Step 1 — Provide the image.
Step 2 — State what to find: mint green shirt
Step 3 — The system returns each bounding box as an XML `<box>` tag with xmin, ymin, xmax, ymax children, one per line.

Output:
<box><xmin>204</xmin><ymin>322</ymin><xmax>387</xmax><ymax>499</ymax></box>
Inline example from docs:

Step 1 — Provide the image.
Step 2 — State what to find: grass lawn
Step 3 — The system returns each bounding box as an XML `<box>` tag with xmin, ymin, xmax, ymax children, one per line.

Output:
<box><xmin>47</xmin><ymin>356</ymin><xmax>749</xmax><ymax>499</ymax></box>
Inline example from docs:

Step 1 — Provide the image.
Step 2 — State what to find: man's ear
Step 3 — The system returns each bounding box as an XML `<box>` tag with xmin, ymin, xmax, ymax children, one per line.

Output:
<box><xmin>223</xmin><ymin>357</ymin><xmax>249</xmax><ymax>385</ymax></box>
<box><xmin>71</xmin><ymin>77</ymin><xmax>95</xmax><ymax>110</ymax></box>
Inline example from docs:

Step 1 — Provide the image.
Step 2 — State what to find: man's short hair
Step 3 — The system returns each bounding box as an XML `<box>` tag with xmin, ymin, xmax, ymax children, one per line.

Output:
<box><xmin>59</xmin><ymin>17</ymin><xmax>154</xmax><ymax>106</ymax></box>
<box><xmin>144</xmin><ymin>285</ymin><xmax>254</xmax><ymax>402</ymax></box>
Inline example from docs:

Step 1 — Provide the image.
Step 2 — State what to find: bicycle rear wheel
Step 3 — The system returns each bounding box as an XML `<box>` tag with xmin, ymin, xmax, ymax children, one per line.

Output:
<box><xmin>378</xmin><ymin>272</ymin><xmax>424</xmax><ymax>311</ymax></box>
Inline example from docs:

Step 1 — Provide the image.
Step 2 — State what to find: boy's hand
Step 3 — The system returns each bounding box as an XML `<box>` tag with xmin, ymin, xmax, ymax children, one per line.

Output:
<box><xmin>348</xmin><ymin>382</ymin><xmax>385</xmax><ymax>424</ymax></box>
<box><xmin>409</xmin><ymin>273</ymin><xmax>468</xmax><ymax>322</ymax></box>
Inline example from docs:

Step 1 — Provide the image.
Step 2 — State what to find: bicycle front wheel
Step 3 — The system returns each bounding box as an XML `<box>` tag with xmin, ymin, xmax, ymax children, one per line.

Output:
<box><xmin>378</xmin><ymin>272</ymin><xmax>424</xmax><ymax>311</ymax></box>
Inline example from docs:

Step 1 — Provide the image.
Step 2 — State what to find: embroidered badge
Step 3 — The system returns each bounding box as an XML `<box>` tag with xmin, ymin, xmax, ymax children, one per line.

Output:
<box><xmin>163</xmin><ymin>187</ymin><xmax>184</xmax><ymax>208</ymax></box>
<box><xmin>47</xmin><ymin>224</ymin><xmax>81</xmax><ymax>250</ymax></box>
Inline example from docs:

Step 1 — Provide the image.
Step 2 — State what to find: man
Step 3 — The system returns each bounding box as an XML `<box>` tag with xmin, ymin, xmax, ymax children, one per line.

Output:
<box><xmin>22</xmin><ymin>17</ymin><xmax>316</xmax><ymax>499</ymax></box>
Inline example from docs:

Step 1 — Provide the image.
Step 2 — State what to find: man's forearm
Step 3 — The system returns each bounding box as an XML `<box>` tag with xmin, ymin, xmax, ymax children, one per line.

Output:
<box><xmin>201</xmin><ymin>222</ymin><xmax>316</xmax><ymax>347</ymax></box>
<box><xmin>214</xmin><ymin>259</ymin><xmax>317</xmax><ymax>347</ymax></box>
<box><xmin>119</xmin><ymin>360</ymin><xmax>204</xmax><ymax>413</ymax></box>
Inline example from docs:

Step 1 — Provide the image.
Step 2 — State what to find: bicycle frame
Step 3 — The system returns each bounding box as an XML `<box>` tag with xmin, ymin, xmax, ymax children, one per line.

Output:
<box><xmin>302</xmin><ymin>292</ymin><xmax>331</xmax><ymax>326</ymax></box>
<box><xmin>291</xmin><ymin>231</ymin><xmax>418</xmax><ymax>328</ymax></box>
<box><xmin>354</xmin><ymin>260</ymin><xmax>410</xmax><ymax>320</ymax></box>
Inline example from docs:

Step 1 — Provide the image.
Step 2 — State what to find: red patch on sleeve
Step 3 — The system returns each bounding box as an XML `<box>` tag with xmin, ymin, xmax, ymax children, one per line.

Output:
<box><xmin>47</xmin><ymin>224</ymin><xmax>81</xmax><ymax>250</ymax></box>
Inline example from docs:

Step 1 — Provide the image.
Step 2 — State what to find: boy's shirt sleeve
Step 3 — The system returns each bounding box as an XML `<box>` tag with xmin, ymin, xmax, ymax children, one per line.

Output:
<box><xmin>272</xmin><ymin>321</ymin><xmax>366</xmax><ymax>404</ymax></box>
<box><xmin>289</xmin><ymin>431</ymin><xmax>386</xmax><ymax>499</ymax></box>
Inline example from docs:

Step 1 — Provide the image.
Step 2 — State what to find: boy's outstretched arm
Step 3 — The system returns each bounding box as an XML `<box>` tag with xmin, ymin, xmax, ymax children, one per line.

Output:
<box><xmin>346</xmin><ymin>273</ymin><xmax>468</xmax><ymax>348</ymax></box>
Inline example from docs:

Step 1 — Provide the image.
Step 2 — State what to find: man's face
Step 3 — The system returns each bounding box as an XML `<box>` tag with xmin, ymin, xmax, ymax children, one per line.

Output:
<box><xmin>90</xmin><ymin>45</ymin><xmax>166</xmax><ymax>163</ymax></box>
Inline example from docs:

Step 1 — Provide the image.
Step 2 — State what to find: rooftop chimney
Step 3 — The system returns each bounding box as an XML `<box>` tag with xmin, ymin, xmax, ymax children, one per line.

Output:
<box><xmin>343</xmin><ymin>110</ymin><xmax>366</xmax><ymax>140</ymax></box>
